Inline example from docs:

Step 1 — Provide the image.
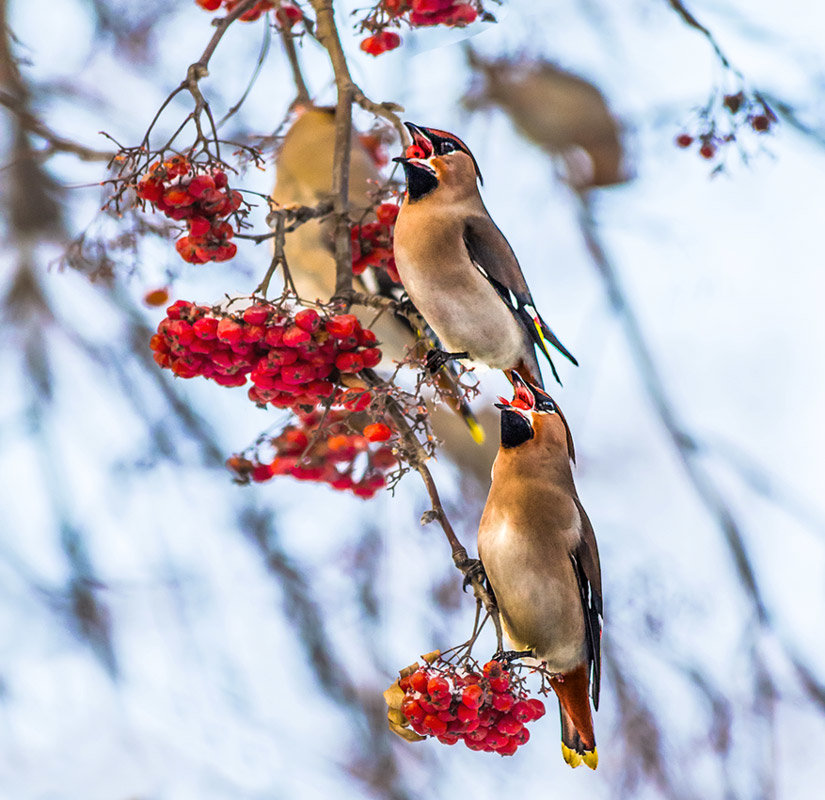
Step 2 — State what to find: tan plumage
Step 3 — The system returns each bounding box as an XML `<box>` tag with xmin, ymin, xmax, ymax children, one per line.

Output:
<box><xmin>465</xmin><ymin>52</ymin><xmax>629</xmax><ymax>190</ymax></box>
<box><xmin>272</xmin><ymin>105</ymin><xmax>378</xmax><ymax>303</ymax></box>
<box><xmin>477</xmin><ymin>372</ymin><xmax>602</xmax><ymax>768</ymax></box>
<box><xmin>271</xmin><ymin>107</ymin><xmax>498</xmax><ymax>483</ymax></box>
<box><xmin>393</xmin><ymin>123</ymin><xmax>577</xmax><ymax>388</ymax></box>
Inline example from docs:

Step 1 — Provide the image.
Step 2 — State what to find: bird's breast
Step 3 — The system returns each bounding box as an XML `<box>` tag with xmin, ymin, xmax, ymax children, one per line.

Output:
<box><xmin>478</xmin><ymin>503</ymin><xmax>586</xmax><ymax>673</ymax></box>
<box><xmin>393</xmin><ymin>237</ymin><xmax>525</xmax><ymax>369</ymax></box>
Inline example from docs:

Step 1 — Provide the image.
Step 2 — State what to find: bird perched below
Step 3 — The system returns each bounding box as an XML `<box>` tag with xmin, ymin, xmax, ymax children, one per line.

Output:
<box><xmin>477</xmin><ymin>372</ymin><xmax>602</xmax><ymax>768</ymax></box>
<box><xmin>392</xmin><ymin>123</ymin><xmax>577</xmax><ymax>388</ymax></box>
<box><xmin>271</xmin><ymin>106</ymin><xmax>499</xmax><ymax>480</ymax></box>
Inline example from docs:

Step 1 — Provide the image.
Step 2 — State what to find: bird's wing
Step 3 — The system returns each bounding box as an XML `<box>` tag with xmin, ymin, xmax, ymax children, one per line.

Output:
<box><xmin>570</xmin><ymin>499</ymin><xmax>603</xmax><ymax>709</ymax></box>
<box><xmin>463</xmin><ymin>214</ymin><xmax>578</xmax><ymax>383</ymax></box>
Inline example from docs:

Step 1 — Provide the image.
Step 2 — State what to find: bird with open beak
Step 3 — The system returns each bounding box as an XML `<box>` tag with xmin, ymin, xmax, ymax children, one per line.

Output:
<box><xmin>392</xmin><ymin>122</ymin><xmax>577</xmax><ymax>388</ymax></box>
<box><xmin>478</xmin><ymin>372</ymin><xmax>602</xmax><ymax>768</ymax></box>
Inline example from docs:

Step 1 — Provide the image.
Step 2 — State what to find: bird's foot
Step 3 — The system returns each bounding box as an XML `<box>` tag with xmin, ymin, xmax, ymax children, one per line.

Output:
<box><xmin>426</xmin><ymin>348</ymin><xmax>469</xmax><ymax>374</ymax></box>
<box><xmin>493</xmin><ymin>649</ymin><xmax>534</xmax><ymax>664</ymax></box>
<box><xmin>460</xmin><ymin>558</ymin><xmax>487</xmax><ymax>593</ymax></box>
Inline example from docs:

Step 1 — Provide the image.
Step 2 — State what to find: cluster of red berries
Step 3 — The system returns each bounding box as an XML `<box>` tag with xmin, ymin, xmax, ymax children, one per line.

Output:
<box><xmin>398</xmin><ymin>659</ymin><xmax>546</xmax><ymax>755</ymax></box>
<box><xmin>360</xmin><ymin>1</ymin><xmax>482</xmax><ymax>56</ymax></box>
<box><xmin>675</xmin><ymin>92</ymin><xmax>777</xmax><ymax>162</ymax></box>
<box><xmin>150</xmin><ymin>300</ymin><xmax>382</xmax><ymax>411</ymax></box>
<box><xmin>196</xmin><ymin>0</ymin><xmax>302</xmax><ymax>25</ymax></box>
<box><xmin>136</xmin><ymin>156</ymin><xmax>242</xmax><ymax>264</ymax></box>
<box><xmin>352</xmin><ymin>203</ymin><xmax>401</xmax><ymax>283</ymax></box>
<box><xmin>227</xmin><ymin>408</ymin><xmax>397</xmax><ymax>498</ymax></box>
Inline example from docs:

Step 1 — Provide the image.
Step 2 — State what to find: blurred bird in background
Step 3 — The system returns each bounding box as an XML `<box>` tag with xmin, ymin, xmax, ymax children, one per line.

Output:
<box><xmin>478</xmin><ymin>372</ymin><xmax>602</xmax><ymax>769</ymax></box>
<box><xmin>465</xmin><ymin>51</ymin><xmax>629</xmax><ymax>191</ymax></box>
<box><xmin>393</xmin><ymin>122</ymin><xmax>577</xmax><ymax>388</ymax></box>
<box><xmin>271</xmin><ymin>105</ymin><xmax>498</xmax><ymax>485</ymax></box>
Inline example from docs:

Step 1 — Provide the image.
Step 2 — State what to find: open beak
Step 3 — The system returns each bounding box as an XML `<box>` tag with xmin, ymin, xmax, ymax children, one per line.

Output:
<box><xmin>403</xmin><ymin>122</ymin><xmax>435</xmax><ymax>156</ymax></box>
<box><xmin>509</xmin><ymin>370</ymin><xmax>537</xmax><ymax>410</ymax></box>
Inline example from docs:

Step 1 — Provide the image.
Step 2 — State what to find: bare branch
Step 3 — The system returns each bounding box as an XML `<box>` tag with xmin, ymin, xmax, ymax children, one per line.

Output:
<box><xmin>307</xmin><ymin>0</ymin><xmax>406</xmax><ymax>141</ymax></box>
<box><xmin>0</xmin><ymin>91</ymin><xmax>114</xmax><ymax>162</ymax></box>
<box><xmin>665</xmin><ymin>0</ymin><xmax>733</xmax><ymax>70</ymax></box>
<box><xmin>278</xmin><ymin>14</ymin><xmax>312</xmax><ymax>106</ymax></box>
<box><xmin>360</xmin><ymin>368</ymin><xmax>504</xmax><ymax>651</ymax></box>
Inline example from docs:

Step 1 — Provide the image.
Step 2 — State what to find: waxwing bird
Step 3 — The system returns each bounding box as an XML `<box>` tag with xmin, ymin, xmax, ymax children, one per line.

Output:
<box><xmin>465</xmin><ymin>52</ymin><xmax>629</xmax><ymax>190</ymax></box>
<box><xmin>392</xmin><ymin>123</ymin><xmax>578</xmax><ymax>388</ymax></box>
<box><xmin>477</xmin><ymin>372</ymin><xmax>602</xmax><ymax>768</ymax></box>
<box><xmin>271</xmin><ymin>106</ymin><xmax>498</xmax><ymax>478</ymax></box>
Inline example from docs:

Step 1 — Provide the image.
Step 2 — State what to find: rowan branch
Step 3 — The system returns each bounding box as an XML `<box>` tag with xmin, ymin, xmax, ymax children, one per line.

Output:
<box><xmin>665</xmin><ymin>0</ymin><xmax>733</xmax><ymax>70</ymax></box>
<box><xmin>0</xmin><ymin>91</ymin><xmax>114</xmax><ymax>163</ymax></box>
<box><xmin>308</xmin><ymin>1</ymin><xmax>356</xmax><ymax>304</ymax></box>
<box><xmin>278</xmin><ymin>11</ymin><xmax>312</xmax><ymax>106</ymax></box>
<box><xmin>360</xmin><ymin>368</ymin><xmax>504</xmax><ymax>651</ymax></box>
<box><xmin>307</xmin><ymin>0</ymin><xmax>406</xmax><ymax>141</ymax></box>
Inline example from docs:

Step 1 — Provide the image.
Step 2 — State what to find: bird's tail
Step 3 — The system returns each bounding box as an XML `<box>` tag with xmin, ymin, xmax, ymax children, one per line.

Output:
<box><xmin>433</xmin><ymin>367</ymin><xmax>486</xmax><ymax>443</ymax></box>
<box><xmin>551</xmin><ymin>664</ymin><xmax>598</xmax><ymax>770</ymax></box>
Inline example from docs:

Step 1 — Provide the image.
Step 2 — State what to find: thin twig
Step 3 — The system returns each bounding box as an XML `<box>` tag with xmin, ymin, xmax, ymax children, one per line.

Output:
<box><xmin>279</xmin><ymin>15</ymin><xmax>312</xmax><ymax>106</ymax></box>
<box><xmin>255</xmin><ymin>211</ymin><xmax>297</xmax><ymax>296</ymax></box>
<box><xmin>309</xmin><ymin>0</ymin><xmax>355</xmax><ymax>304</ymax></box>
<box><xmin>306</xmin><ymin>0</ymin><xmax>406</xmax><ymax>141</ymax></box>
<box><xmin>217</xmin><ymin>13</ymin><xmax>272</xmax><ymax>127</ymax></box>
<box><xmin>0</xmin><ymin>91</ymin><xmax>114</xmax><ymax>162</ymax></box>
<box><xmin>360</xmin><ymin>368</ymin><xmax>504</xmax><ymax>651</ymax></box>
<box><xmin>666</xmin><ymin>0</ymin><xmax>733</xmax><ymax>70</ymax></box>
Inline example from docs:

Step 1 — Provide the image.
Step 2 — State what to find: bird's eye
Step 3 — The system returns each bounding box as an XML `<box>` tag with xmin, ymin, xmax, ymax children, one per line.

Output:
<box><xmin>536</xmin><ymin>397</ymin><xmax>556</xmax><ymax>413</ymax></box>
<box><xmin>438</xmin><ymin>140</ymin><xmax>458</xmax><ymax>155</ymax></box>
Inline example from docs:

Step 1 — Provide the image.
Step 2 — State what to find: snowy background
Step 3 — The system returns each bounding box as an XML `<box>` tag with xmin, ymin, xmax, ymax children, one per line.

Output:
<box><xmin>1</xmin><ymin>0</ymin><xmax>824</xmax><ymax>798</ymax></box>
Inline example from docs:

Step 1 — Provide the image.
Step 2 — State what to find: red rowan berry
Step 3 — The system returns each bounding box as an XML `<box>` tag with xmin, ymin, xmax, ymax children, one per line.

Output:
<box><xmin>325</xmin><ymin>314</ymin><xmax>358</xmax><ymax>338</ymax></box>
<box><xmin>335</xmin><ymin>352</ymin><xmax>365</xmax><ymax>373</ymax></box>
<box><xmin>461</xmin><ymin>684</ymin><xmax>483</xmax><ymax>709</ymax></box>
<box><xmin>216</xmin><ymin>318</ymin><xmax>245</xmax><ymax>346</ymax></box>
<box><xmin>282</xmin><ymin>325</ymin><xmax>312</xmax><ymax>347</ymax></box>
<box><xmin>144</xmin><ymin>287</ymin><xmax>170</xmax><ymax>307</ymax></box>
<box><xmin>243</xmin><ymin>304</ymin><xmax>270</xmax><ymax>326</ymax></box>
<box><xmin>294</xmin><ymin>308</ymin><xmax>321</xmax><ymax>333</ymax></box>
<box><xmin>363</xmin><ymin>423</ymin><xmax>392</xmax><ymax>442</ymax></box>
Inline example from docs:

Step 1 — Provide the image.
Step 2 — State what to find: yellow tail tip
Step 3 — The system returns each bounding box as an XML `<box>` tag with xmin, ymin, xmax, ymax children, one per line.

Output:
<box><xmin>561</xmin><ymin>743</ymin><xmax>598</xmax><ymax>770</ymax></box>
<box><xmin>561</xmin><ymin>744</ymin><xmax>582</xmax><ymax>768</ymax></box>
<box><xmin>466</xmin><ymin>418</ymin><xmax>486</xmax><ymax>444</ymax></box>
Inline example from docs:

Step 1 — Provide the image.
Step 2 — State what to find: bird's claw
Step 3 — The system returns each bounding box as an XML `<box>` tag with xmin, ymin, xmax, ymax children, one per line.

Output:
<box><xmin>461</xmin><ymin>558</ymin><xmax>487</xmax><ymax>593</ymax></box>
<box><xmin>426</xmin><ymin>348</ymin><xmax>469</xmax><ymax>374</ymax></box>
<box><xmin>492</xmin><ymin>649</ymin><xmax>533</xmax><ymax>664</ymax></box>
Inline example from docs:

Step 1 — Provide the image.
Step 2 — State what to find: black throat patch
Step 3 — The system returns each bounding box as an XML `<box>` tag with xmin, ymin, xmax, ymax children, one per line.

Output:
<box><xmin>402</xmin><ymin>162</ymin><xmax>438</xmax><ymax>201</ymax></box>
<box><xmin>500</xmin><ymin>409</ymin><xmax>534</xmax><ymax>449</ymax></box>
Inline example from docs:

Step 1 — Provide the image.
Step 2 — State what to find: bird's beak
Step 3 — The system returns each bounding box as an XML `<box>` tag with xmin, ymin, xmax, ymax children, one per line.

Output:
<box><xmin>392</xmin><ymin>155</ymin><xmax>437</xmax><ymax>175</ymax></box>
<box><xmin>510</xmin><ymin>370</ymin><xmax>537</xmax><ymax>410</ymax></box>
<box><xmin>403</xmin><ymin>122</ymin><xmax>435</xmax><ymax>157</ymax></box>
